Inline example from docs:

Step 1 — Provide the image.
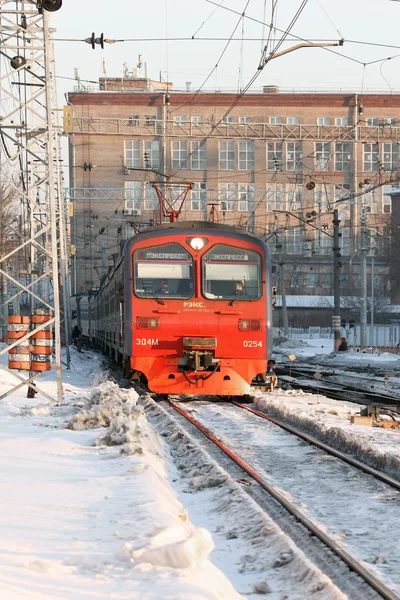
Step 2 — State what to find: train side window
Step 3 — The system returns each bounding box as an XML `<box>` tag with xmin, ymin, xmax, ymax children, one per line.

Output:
<box><xmin>133</xmin><ymin>242</ymin><xmax>194</xmax><ymax>299</ymax></box>
<box><xmin>202</xmin><ymin>244</ymin><xmax>261</xmax><ymax>300</ymax></box>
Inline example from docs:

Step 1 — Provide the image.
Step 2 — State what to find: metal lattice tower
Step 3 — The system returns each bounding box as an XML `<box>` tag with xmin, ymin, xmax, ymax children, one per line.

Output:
<box><xmin>0</xmin><ymin>1</ymin><xmax>64</xmax><ymax>402</ymax></box>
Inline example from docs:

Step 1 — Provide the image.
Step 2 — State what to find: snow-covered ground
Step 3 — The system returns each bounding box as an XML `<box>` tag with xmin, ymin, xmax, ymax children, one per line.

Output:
<box><xmin>0</xmin><ymin>339</ymin><xmax>399</xmax><ymax>599</ymax></box>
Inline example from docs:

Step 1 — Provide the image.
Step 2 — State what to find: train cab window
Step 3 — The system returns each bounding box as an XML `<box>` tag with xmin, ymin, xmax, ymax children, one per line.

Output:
<box><xmin>202</xmin><ymin>244</ymin><xmax>261</xmax><ymax>300</ymax></box>
<box><xmin>134</xmin><ymin>242</ymin><xmax>194</xmax><ymax>299</ymax></box>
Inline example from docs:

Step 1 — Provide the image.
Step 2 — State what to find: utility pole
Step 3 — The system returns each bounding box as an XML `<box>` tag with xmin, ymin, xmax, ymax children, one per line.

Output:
<box><xmin>0</xmin><ymin>1</ymin><xmax>64</xmax><ymax>402</ymax></box>
<box><xmin>332</xmin><ymin>209</ymin><xmax>341</xmax><ymax>351</ymax></box>
<box><xmin>275</xmin><ymin>239</ymin><xmax>288</xmax><ymax>337</ymax></box>
<box><xmin>360</xmin><ymin>207</ymin><xmax>369</xmax><ymax>346</ymax></box>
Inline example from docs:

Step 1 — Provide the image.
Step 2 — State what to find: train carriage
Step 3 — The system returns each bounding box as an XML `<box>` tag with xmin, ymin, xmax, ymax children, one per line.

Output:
<box><xmin>89</xmin><ymin>221</ymin><xmax>274</xmax><ymax>396</ymax></box>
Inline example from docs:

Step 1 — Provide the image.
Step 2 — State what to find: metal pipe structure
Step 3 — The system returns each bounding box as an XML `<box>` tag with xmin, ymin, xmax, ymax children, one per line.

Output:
<box><xmin>332</xmin><ymin>209</ymin><xmax>341</xmax><ymax>351</ymax></box>
<box><xmin>360</xmin><ymin>207</ymin><xmax>368</xmax><ymax>347</ymax></box>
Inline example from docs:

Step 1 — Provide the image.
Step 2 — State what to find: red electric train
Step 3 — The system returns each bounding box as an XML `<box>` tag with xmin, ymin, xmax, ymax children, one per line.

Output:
<box><xmin>88</xmin><ymin>221</ymin><xmax>275</xmax><ymax>396</ymax></box>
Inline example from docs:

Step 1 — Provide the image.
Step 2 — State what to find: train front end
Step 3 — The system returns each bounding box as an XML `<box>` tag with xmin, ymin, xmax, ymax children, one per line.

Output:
<box><xmin>124</xmin><ymin>223</ymin><xmax>273</xmax><ymax>396</ymax></box>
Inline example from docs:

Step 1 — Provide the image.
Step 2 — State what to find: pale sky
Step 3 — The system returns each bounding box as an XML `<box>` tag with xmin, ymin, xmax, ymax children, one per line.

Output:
<box><xmin>52</xmin><ymin>0</ymin><xmax>400</xmax><ymax>100</ymax></box>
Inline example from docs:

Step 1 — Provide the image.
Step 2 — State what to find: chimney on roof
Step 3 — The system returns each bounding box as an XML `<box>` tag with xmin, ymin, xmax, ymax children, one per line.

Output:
<box><xmin>186</xmin><ymin>81</ymin><xmax>191</xmax><ymax>92</ymax></box>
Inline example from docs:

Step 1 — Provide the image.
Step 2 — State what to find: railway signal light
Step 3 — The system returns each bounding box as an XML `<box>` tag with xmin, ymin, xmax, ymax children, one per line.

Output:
<box><xmin>341</xmin><ymin>318</ymin><xmax>346</xmax><ymax>328</ymax></box>
<box><xmin>349</xmin><ymin>319</ymin><xmax>355</xmax><ymax>328</ymax></box>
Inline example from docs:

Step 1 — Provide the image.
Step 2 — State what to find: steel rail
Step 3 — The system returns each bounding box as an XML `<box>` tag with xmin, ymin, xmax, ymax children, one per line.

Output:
<box><xmin>233</xmin><ymin>402</ymin><xmax>400</xmax><ymax>490</ymax></box>
<box><xmin>167</xmin><ymin>399</ymin><xmax>399</xmax><ymax>600</ymax></box>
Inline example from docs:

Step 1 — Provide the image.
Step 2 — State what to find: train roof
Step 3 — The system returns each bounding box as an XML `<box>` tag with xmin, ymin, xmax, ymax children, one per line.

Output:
<box><xmin>134</xmin><ymin>220</ymin><xmax>260</xmax><ymax>238</ymax></box>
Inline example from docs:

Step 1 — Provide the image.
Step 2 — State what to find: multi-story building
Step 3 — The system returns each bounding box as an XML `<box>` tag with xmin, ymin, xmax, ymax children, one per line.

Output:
<box><xmin>67</xmin><ymin>76</ymin><xmax>400</xmax><ymax>322</ymax></box>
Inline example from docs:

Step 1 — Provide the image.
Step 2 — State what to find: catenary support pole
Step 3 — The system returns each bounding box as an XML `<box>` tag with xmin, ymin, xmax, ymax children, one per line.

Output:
<box><xmin>332</xmin><ymin>209</ymin><xmax>341</xmax><ymax>351</ymax></box>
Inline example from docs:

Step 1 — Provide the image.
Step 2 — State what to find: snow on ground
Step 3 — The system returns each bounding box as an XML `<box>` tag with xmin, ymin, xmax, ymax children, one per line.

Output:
<box><xmin>1</xmin><ymin>338</ymin><xmax>399</xmax><ymax>599</ymax></box>
<box><xmin>263</xmin><ymin>337</ymin><xmax>400</xmax><ymax>479</ymax></box>
<box><xmin>0</xmin><ymin>346</ymin><xmax>242</xmax><ymax>600</ymax></box>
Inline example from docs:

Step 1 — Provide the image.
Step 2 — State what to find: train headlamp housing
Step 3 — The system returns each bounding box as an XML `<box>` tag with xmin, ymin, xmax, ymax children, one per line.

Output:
<box><xmin>136</xmin><ymin>317</ymin><xmax>159</xmax><ymax>329</ymax></box>
<box><xmin>238</xmin><ymin>319</ymin><xmax>262</xmax><ymax>331</ymax></box>
<box><xmin>186</xmin><ymin>237</ymin><xmax>208</xmax><ymax>251</ymax></box>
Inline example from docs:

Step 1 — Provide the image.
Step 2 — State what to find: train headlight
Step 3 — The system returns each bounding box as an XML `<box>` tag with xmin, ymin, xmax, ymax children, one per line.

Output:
<box><xmin>238</xmin><ymin>319</ymin><xmax>261</xmax><ymax>331</ymax></box>
<box><xmin>136</xmin><ymin>317</ymin><xmax>159</xmax><ymax>329</ymax></box>
<box><xmin>188</xmin><ymin>237</ymin><xmax>207</xmax><ymax>251</ymax></box>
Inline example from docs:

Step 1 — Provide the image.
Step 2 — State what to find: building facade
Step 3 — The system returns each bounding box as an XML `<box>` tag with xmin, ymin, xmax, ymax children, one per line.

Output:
<box><xmin>67</xmin><ymin>78</ymin><xmax>399</xmax><ymax>318</ymax></box>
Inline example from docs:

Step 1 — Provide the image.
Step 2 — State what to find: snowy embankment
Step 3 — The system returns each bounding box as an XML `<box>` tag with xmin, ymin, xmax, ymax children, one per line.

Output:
<box><xmin>261</xmin><ymin>337</ymin><xmax>400</xmax><ymax>480</ymax></box>
<box><xmin>0</xmin><ymin>349</ymin><xmax>242</xmax><ymax>600</ymax></box>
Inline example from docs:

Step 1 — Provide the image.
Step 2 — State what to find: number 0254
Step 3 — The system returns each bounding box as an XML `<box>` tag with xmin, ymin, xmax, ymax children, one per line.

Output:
<box><xmin>243</xmin><ymin>340</ymin><xmax>262</xmax><ymax>348</ymax></box>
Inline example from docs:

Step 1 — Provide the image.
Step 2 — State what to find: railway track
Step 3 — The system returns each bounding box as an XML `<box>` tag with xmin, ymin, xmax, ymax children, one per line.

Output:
<box><xmin>145</xmin><ymin>396</ymin><xmax>400</xmax><ymax>600</ymax></box>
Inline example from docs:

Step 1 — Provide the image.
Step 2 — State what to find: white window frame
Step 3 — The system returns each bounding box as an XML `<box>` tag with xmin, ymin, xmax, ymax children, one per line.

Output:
<box><xmin>383</xmin><ymin>142</ymin><xmax>399</xmax><ymax>171</ymax></box>
<box><xmin>190</xmin><ymin>141</ymin><xmax>207</xmax><ymax>170</ymax></box>
<box><xmin>191</xmin><ymin>115</ymin><xmax>204</xmax><ymax>124</ymax></box>
<box><xmin>219</xmin><ymin>141</ymin><xmax>235</xmax><ymax>170</ymax></box>
<box><xmin>363</xmin><ymin>143</ymin><xmax>379</xmax><ymax>171</ymax></box>
<box><xmin>270</xmin><ymin>116</ymin><xmax>282</xmax><ymax>125</ymax></box>
<box><xmin>239</xmin><ymin>140</ymin><xmax>254</xmax><ymax>171</ymax></box>
<box><xmin>143</xmin><ymin>139</ymin><xmax>160</xmax><ymax>169</ymax></box>
<box><xmin>222</xmin><ymin>116</ymin><xmax>234</xmax><ymax>123</ymax></box>
<box><xmin>144</xmin><ymin>115</ymin><xmax>156</xmax><ymax>126</ymax></box>
<box><xmin>124</xmin><ymin>140</ymin><xmax>141</xmax><ymax>169</ymax></box>
<box><xmin>239</xmin><ymin>116</ymin><xmax>253</xmax><ymax>123</ymax></box>
<box><xmin>172</xmin><ymin>140</ymin><xmax>188</xmax><ymax>169</ymax></box>
<box><xmin>267</xmin><ymin>142</ymin><xmax>283</xmax><ymax>171</ymax></box>
<box><xmin>144</xmin><ymin>183</ymin><xmax>158</xmax><ymax>210</ymax></box>
<box><xmin>317</xmin><ymin>117</ymin><xmax>331</xmax><ymax>126</ymax></box>
<box><xmin>219</xmin><ymin>182</ymin><xmax>237</xmax><ymax>211</ymax></box>
<box><xmin>366</xmin><ymin>117</ymin><xmax>379</xmax><ymax>127</ymax></box>
<box><xmin>335</xmin><ymin>142</ymin><xmax>352</xmax><ymax>172</ymax></box>
<box><xmin>315</xmin><ymin>142</ymin><xmax>332</xmax><ymax>171</ymax></box>
<box><xmin>335</xmin><ymin>117</ymin><xmax>348</xmax><ymax>126</ymax></box>
<box><xmin>286</xmin><ymin>141</ymin><xmax>302</xmax><ymax>171</ymax></box>
<box><xmin>173</xmin><ymin>115</ymin><xmax>187</xmax><ymax>125</ymax></box>
<box><xmin>191</xmin><ymin>182</ymin><xmax>207</xmax><ymax>211</ymax></box>
<box><xmin>127</xmin><ymin>115</ymin><xmax>139</xmax><ymax>126</ymax></box>
<box><xmin>238</xmin><ymin>184</ymin><xmax>253</xmax><ymax>212</ymax></box>
<box><xmin>125</xmin><ymin>181</ymin><xmax>142</xmax><ymax>211</ymax></box>
<box><xmin>287</xmin><ymin>116</ymin><xmax>300</xmax><ymax>125</ymax></box>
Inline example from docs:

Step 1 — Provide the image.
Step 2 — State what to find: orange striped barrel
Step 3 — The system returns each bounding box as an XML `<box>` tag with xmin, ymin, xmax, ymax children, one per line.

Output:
<box><xmin>7</xmin><ymin>316</ymin><xmax>30</xmax><ymax>370</ymax></box>
<box><xmin>31</xmin><ymin>314</ymin><xmax>52</xmax><ymax>371</ymax></box>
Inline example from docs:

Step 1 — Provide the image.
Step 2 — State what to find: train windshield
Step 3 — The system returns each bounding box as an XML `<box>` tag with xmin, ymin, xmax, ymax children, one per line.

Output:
<box><xmin>202</xmin><ymin>244</ymin><xmax>261</xmax><ymax>300</ymax></box>
<box><xmin>134</xmin><ymin>243</ymin><xmax>194</xmax><ymax>299</ymax></box>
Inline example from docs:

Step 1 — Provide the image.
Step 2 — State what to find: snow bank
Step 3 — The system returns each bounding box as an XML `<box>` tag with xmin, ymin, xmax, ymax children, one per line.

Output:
<box><xmin>254</xmin><ymin>390</ymin><xmax>400</xmax><ymax>480</ymax></box>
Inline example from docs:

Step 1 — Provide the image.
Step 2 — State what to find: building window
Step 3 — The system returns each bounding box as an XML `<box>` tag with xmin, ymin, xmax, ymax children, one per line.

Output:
<box><xmin>287</xmin><ymin>116</ymin><xmax>300</xmax><ymax>125</ymax></box>
<box><xmin>238</xmin><ymin>184</ymin><xmax>253</xmax><ymax>212</ymax></box>
<box><xmin>190</xmin><ymin>141</ymin><xmax>207</xmax><ymax>170</ymax></box>
<box><xmin>144</xmin><ymin>115</ymin><xmax>156</xmax><ymax>126</ymax></box>
<box><xmin>317</xmin><ymin>117</ymin><xmax>331</xmax><ymax>126</ymax></box>
<box><xmin>219</xmin><ymin>182</ymin><xmax>237</xmax><ymax>211</ymax></box>
<box><xmin>366</xmin><ymin>117</ymin><xmax>379</xmax><ymax>126</ymax></box>
<box><xmin>315</xmin><ymin>142</ymin><xmax>332</xmax><ymax>171</ymax></box>
<box><xmin>219</xmin><ymin>141</ymin><xmax>235</xmax><ymax>170</ymax></box>
<box><xmin>143</xmin><ymin>140</ymin><xmax>160</xmax><ymax>169</ymax></box>
<box><xmin>222</xmin><ymin>116</ymin><xmax>234</xmax><ymax>123</ymax></box>
<box><xmin>288</xmin><ymin>187</ymin><xmax>302</xmax><ymax>211</ymax></box>
<box><xmin>335</xmin><ymin>142</ymin><xmax>352</xmax><ymax>171</ymax></box>
<box><xmin>239</xmin><ymin>140</ymin><xmax>254</xmax><ymax>170</ymax></box>
<box><xmin>270</xmin><ymin>116</ymin><xmax>282</xmax><ymax>125</ymax></box>
<box><xmin>383</xmin><ymin>143</ymin><xmax>399</xmax><ymax>171</ymax></box>
<box><xmin>191</xmin><ymin>182</ymin><xmax>207</xmax><ymax>211</ymax></box>
<box><xmin>286</xmin><ymin>141</ymin><xmax>302</xmax><ymax>171</ymax></box>
<box><xmin>383</xmin><ymin>117</ymin><xmax>396</xmax><ymax>126</ymax></box>
<box><xmin>335</xmin><ymin>117</ymin><xmax>348</xmax><ymax>126</ymax></box>
<box><xmin>174</xmin><ymin>116</ymin><xmax>187</xmax><ymax>125</ymax></box>
<box><xmin>172</xmin><ymin>140</ymin><xmax>188</xmax><ymax>169</ymax></box>
<box><xmin>125</xmin><ymin>140</ymin><xmax>141</xmax><ymax>168</ymax></box>
<box><xmin>239</xmin><ymin>116</ymin><xmax>253</xmax><ymax>123</ymax></box>
<box><xmin>363</xmin><ymin>143</ymin><xmax>379</xmax><ymax>171</ymax></box>
<box><xmin>191</xmin><ymin>115</ymin><xmax>204</xmax><ymax>124</ymax></box>
<box><xmin>267</xmin><ymin>142</ymin><xmax>283</xmax><ymax>171</ymax></box>
<box><xmin>383</xmin><ymin>186</ymin><xmax>393</xmax><ymax>213</ymax></box>
<box><xmin>306</xmin><ymin>273</ymin><xmax>317</xmax><ymax>287</ymax></box>
<box><xmin>286</xmin><ymin>228</ymin><xmax>302</xmax><ymax>253</ymax></box>
<box><xmin>144</xmin><ymin>183</ymin><xmax>158</xmax><ymax>210</ymax></box>
<box><xmin>128</xmin><ymin>115</ymin><xmax>139</xmax><ymax>126</ymax></box>
<box><xmin>125</xmin><ymin>181</ymin><xmax>142</xmax><ymax>211</ymax></box>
